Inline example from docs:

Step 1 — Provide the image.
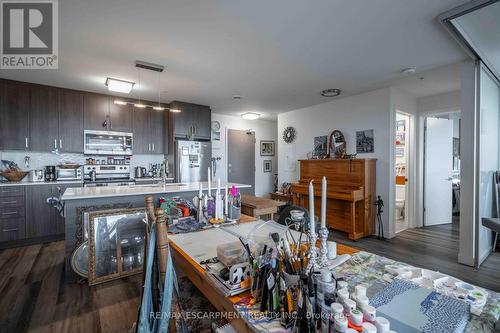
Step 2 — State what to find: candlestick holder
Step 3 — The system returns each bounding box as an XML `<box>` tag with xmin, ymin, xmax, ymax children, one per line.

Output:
<box><xmin>318</xmin><ymin>226</ymin><xmax>329</xmax><ymax>267</ymax></box>
<box><xmin>196</xmin><ymin>194</ymin><xmax>206</xmax><ymax>224</ymax></box>
<box><xmin>306</xmin><ymin>217</ymin><xmax>319</xmax><ymax>272</ymax></box>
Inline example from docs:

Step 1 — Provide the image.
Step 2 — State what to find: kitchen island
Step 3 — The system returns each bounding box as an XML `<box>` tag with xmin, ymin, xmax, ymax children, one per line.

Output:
<box><xmin>61</xmin><ymin>181</ymin><xmax>251</xmax><ymax>282</ymax></box>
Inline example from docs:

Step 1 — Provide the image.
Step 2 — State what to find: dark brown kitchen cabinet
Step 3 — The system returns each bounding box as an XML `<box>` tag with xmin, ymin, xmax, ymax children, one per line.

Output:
<box><xmin>109</xmin><ymin>99</ymin><xmax>133</xmax><ymax>132</ymax></box>
<box><xmin>171</xmin><ymin>101</ymin><xmax>211</xmax><ymax>140</ymax></box>
<box><xmin>58</xmin><ymin>89</ymin><xmax>84</xmax><ymax>153</ymax></box>
<box><xmin>84</xmin><ymin>93</ymin><xmax>110</xmax><ymax>131</ymax></box>
<box><xmin>0</xmin><ymin>186</ymin><xmax>25</xmax><ymax>242</ymax></box>
<box><xmin>25</xmin><ymin>184</ymin><xmax>68</xmax><ymax>238</ymax></box>
<box><xmin>29</xmin><ymin>85</ymin><xmax>59</xmax><ymax>151</ymax></box>
<box><xmin>0</xmin><ymin>80</ymin><xmax>30</xmax><ymax>150</ymax></box>
<box><xmin>132</xmin><ymin>107</ymin><xmax>166</xmax><ymax>154</ymax></box>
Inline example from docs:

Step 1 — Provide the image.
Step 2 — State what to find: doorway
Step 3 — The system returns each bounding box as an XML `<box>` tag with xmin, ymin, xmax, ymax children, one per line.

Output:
<box><xmin>423</xmin><ymin>112</ymin><xmax>461</xmax><ymax>226</ymax></box>
<box><xmin>394</xmin><ymin>112</ymin><xmax>411</xmax><ymax>233</ymax></box>
<box><xmin>227</xmin><ymin>129</ymin><xmax>255</xmax><ymax>195</ymax></box>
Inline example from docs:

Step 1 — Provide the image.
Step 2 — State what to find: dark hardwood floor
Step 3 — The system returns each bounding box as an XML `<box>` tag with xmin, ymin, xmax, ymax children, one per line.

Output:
<box><xmin>329</xmin><ymin>222</ymin><xmax>500</xmax><ymax>292</ymax></box>
<box><xmin>0</xmin><ymin>241</ymin><xmax>142</xmax><ymax>333</ymax></box>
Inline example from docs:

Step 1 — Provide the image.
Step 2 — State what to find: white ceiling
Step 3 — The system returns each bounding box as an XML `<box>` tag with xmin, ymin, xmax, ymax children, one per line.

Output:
<box><xmin>0</xmin><ymin>0</ymin><xmax>469</xmax><ymax>119</ymax></box>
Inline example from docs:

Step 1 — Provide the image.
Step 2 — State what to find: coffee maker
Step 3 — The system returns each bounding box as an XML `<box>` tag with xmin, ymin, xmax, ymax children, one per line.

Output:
<box><xmin>44</xmin><ymin>166</ymin><xmax>56</xmax><ymax>182</ymax></box>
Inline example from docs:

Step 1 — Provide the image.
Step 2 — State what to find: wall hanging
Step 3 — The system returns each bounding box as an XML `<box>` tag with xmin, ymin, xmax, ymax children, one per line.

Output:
<box><xmin>282</xmin><ymin>126</ymin><xmax>296</xmax><ymax>143</ymax></box>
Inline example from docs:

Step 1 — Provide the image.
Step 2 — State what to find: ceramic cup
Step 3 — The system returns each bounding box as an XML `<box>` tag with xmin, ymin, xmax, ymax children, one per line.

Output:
<box><xmin>361</xmin><ymin>322</ymin><xmax>377</xmax><ymax>333</ymax></box>
<box><xmin>350</xmin><ymin>308</ymin><xmax>363</xmax><ymax>326</ymax></box>
<box><xmin>355</xmin><ymin>285</ymin><xmax>367</xmax><ymax>298</ymax></box>
<box><xmin>334</xmin><ymin>316</ymin><xmax>348</xmax><ymax>332</ymax></box>
<box><xmin>356</xmin><ymin>295</ymin><xmax>369</xmax><ymax>309</ymax></box>
<box><xmin>362</xmin><ymin>305</ymin><xmax>377</xmax><ymax>322</ymax></box>
<box><xmin>375</xmin><ymin>317</ymin><xmax>391</xmax><ymax>332</ymax></box>
<box><xmin>327</xmin><ymin>240</ymin><xmax>337</xmax><ymax>259</ymax></box>
<box><xmin>337</xmin><ymin>280</ymin><xmax>348</xmax><ymax>290</ymax></box>
<box><xmin>331</xmin><ymin>302</ymin><xmax>344</xmax><ymax>317</ymax></box>
<box><xmin>343</xmin><ymin>299</ymin><xmax>356</xmax><ymax>313</ymax></box>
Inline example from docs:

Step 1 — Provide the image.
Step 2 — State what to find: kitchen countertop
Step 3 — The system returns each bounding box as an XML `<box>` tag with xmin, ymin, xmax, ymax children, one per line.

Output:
<box><xmin>61</xmin><ymin>181</ymin><xmax>251</xmax><ymax>200</ymax></box>
<box><xmin>0</xmin><ymin>180</ymin><xmax>83</xmax><ymax>187</ymax></box>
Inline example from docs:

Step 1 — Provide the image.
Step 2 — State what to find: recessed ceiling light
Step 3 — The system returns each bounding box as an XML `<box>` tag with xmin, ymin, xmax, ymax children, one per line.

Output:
<box><xmin>241</xmin><ymin>112</ymin><xmax>260</xmax><ymax>120</ymax></box>
<box><xmin>113</xmin><ymin>100</ymin><xmax>127</xmax><ymax>105</ymax></box>
<box><xmin>320</xmin><ymin>88</ymin><xmax>341</xmax><ymax>97</ymax></box>
<box><xmin>134</xmin><ymin>103</ymin><xmax>146</xmax><ymax>108</ymax></box>
<box><xmin>402</xmin><ymin>67</ymin><xmax>417</xmax><ymax>74</ymax></box>
<box><xmin>105</xmin><ymin>77</ymin><xmax>135</xmax><ymax>94</ymax></box>
<box><xmin>169</xmin><ymin>108</ymin><xmax>182</xmax><ymax>113</ymax></box>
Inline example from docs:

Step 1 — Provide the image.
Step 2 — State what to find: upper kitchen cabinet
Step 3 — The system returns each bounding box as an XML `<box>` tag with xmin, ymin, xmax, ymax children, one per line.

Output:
<box><xmin>84</xmin><ymin>93</ymin><xmax>110</xmax><ymax>131</ymax></box>
<box><xmin>108</xmin><ymin>99</ymin><xmax>133</xmax><ymax>132</ymax></box>
<box><xmin>29</xmin><ymin>85</ymin><xmax>59</xmax><ymax>152</ymax></box>
<box><xmin>170</xmin><ymin>101</ymin><xmax>211</xmax><ymax>140</ymax></box>
<box><xmin>132</xmin><ymin>106</ymin><xmax>167</xmax><ymax>154</ymax></box>
<box><xmin>58</xmin><ymin>89</ymin><xmax>84</xmax><ymax>153</ymax></box>
<box><xmin>0</xmin><ymin>80</ymin><xmax>30</xmax><ymax>150</ymax></box>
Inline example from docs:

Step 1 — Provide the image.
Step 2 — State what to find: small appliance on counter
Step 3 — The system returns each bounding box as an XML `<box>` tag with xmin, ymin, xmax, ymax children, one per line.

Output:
<box><xmin>29</xmin><ymin>169</ymin><xmax>45</xmax><ymax>182</ymax></box>
<box><xmin>135</xmin><ymin>167</ymin><xmax>146</xmax><ymax>178</ymax></box>
<box><xmin>56</xmin><ymin>165</ymin><xmax>82</xmax><ymax>181</ymax></box>
<box><xmin>44</xmin><ymin>166</ymin><xmax>57</xmax><ymax>182</ymax></box>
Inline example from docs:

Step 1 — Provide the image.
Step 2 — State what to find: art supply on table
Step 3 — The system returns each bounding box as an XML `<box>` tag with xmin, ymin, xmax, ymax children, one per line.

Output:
<box><xmin>374</xmin><ymin>316</ymin><xmax>391</xmax><ymax>332</ymax></box>
<box><xmin>228</xmin><ymin>185</ymin><xmax>241</xmax><ymax>221</ymax></box>
<box><xmin>361</xmin><ymin>322</ymin><xmax>377</xmax><ymax>333</ymax></box>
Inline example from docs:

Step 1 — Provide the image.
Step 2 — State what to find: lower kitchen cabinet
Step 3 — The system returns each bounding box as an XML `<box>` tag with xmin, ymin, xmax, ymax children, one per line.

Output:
<box><xmin>0</xmin><ymin>188</ymin><xmax>26</xmax><ymax>242</ymax></box>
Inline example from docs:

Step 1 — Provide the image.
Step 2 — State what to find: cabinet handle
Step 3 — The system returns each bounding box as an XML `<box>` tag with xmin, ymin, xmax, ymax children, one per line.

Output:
<box><xmin>152</xmin><ymin>143</ymin><xmax>155</xmax><ymax>151</ymax></box>
<box><xmin>59</xmin><ymin>139</ymin><xmax>62</xmax><ymax>149</ymax></box>
<box><xmin>3</xmin><ymin>228</ymin><xmax>18</xmax><ymax>232</ymax></box>
<box><xmin>54</xmin><ymin>139</ymin><xmax>57</xmax><ymax>149</ymax></box>
<box><xmin>148</xmin><ymin>143</ymin><xmax>151</xmax><ymax>152</ymax></box>
<box><xmin>25</xmin><ymin>137</ymin><xmax>28</xmax><ymax>148</ymax></box>
<box><xmin>2</xmin><ymin>211</ymin><xmax>18</xmax><ymax>216</ymax></box>
<box><xmin>1</xmin><ymin>201</ymin><xmax>18</xmax><ymax>204</ymax></box>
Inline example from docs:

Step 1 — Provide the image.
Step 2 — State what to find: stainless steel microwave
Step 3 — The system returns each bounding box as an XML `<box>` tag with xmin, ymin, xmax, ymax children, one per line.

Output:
<box><xmin>84</xmin><ymin>130</ymin><xmax>133</xmax><ymax>155</ymax></box>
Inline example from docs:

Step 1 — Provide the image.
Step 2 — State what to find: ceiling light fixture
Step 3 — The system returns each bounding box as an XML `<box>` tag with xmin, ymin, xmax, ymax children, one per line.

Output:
<box><xmin>241</xmin><ymin>112</ymin><xmax>260</xmax><ymax>120</ymax></box>
<box><xmin>105</xmin><ymin>77</ymin><xmax>135</xmax><ymax>94</ymax></box>
<box><xmin>320</xmin><ymin>89</ymin><xmax>341</xmax><ymax>97</ymax></box>
<box><xmin>402</xmin><ymin>67</ymin><xmax>417</xmax><ymax>74</ymax></box>
<box><xmin>134</xmin><ymin>68</ymin><xmax>145</xmax><ymax>109</ymax></box>
<box><xmin>135</xmin><ymin>103</ymin><xmax>146</xmax><ymax>108</ymax></box>
<box><xmin>170</xmin><ymin>108</ymin><xmax>182</xmax><ymax>113</ymax></box>
<box><xmin>153</xmin><ymin>71</ymin><xmax>165</xmax><ymax>111</ymax></box>
<box><xmin>113</xmin><ymin>100</ymin><xmax>127</xmax><ymax>105</ymax></box>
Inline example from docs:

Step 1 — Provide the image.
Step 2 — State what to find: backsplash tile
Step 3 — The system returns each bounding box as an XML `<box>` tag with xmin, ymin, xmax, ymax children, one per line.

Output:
<box><xmin>0</xmin><ymin>150</ymin><xmax>167</xmax><ymax>176</ymax></box>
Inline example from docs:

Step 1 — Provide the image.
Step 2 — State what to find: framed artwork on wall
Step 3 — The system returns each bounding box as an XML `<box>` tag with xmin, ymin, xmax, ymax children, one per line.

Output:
<box><xmin>260</xmin><ymin>140</ymin><xmax>275</xmax><ymax>156</ymax></box>
<box><xmin>263</xmin><ymin>160</ymin><xmax>272</xmax><ymax>172</ymax></box>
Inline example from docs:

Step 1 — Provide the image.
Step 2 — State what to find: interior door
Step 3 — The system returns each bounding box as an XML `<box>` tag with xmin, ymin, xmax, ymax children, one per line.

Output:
<box><xmin>424</xmin><ymin>117</ymin><xmax>454</xmax><ymax>226</ymax></box>
<box><xmin>227</xmin><ymin>129</ymin><xmax>255</xmax><ymax>195</ymax></box>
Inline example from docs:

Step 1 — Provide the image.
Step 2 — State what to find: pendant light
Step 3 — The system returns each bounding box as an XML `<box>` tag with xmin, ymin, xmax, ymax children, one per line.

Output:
<box><xmin>134</xmin><ymin>68</ymin><xmax>146</xmax><ymax>108</ymax></box>
<box><xmin>153</xmin><ymin>72</ymin><xmax>165</xmax><ymax>111</ymax></box>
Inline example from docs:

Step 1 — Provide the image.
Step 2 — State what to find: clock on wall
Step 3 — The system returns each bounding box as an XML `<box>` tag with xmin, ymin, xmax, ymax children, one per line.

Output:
<box><xmin>282</xmin><ymin>126</ymin><xmax>296</xmax><ymax>143</ymax></box>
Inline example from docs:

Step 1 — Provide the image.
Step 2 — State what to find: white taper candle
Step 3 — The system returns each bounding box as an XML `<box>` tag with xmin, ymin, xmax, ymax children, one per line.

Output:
<box><xmin>321</xmin><ymin>176</ymin><xmax>327</xmax><ymax>229</ymax></box>
<box><xmin>309</xmin><ymin>179</ymin><xmax>315</xmax><ymax>235</ymax></box>
<box><xmin>207</xmin><ymin>167</ymin><xmax>211</xmax><ymax>197</ymax></box>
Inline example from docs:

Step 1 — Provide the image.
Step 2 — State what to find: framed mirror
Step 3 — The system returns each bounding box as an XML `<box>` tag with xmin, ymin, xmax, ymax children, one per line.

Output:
<box><xmin>88</xmin><ymin>208</ymin><xmax>147</xmax><ymax>285</ymax></box>
<box><xmin>328</xmin><ymin>130</ymin><xmax>347</xmax><ymax>158</ymax></box>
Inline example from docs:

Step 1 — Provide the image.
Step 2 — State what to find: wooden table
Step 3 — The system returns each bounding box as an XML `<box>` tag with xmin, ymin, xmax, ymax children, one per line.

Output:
<box><xmin>241</xmin><ymin>195</ymin><xmax>286</xmax><ymax>220</ymax></box>
<box><xmin>169</xmin><ymin>218</ymin><xmax>359</xmax><ymax>332</ymax></box>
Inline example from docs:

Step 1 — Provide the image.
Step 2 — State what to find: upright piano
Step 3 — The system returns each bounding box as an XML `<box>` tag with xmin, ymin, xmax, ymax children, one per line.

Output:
<box><xmin>291</xmin><ymin>159</ymin><xmax>376</xmax><ymax>240</ymax></box>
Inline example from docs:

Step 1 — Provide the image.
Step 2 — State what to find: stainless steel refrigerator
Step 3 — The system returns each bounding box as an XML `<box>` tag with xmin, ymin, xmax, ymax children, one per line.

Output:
<box><xmin>175</xmin><ymin>140</ymin><xmax>212</xmax><ymax>183</ymax></box>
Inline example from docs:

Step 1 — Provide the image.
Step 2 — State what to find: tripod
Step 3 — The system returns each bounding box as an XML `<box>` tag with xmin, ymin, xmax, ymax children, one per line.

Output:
<box><xmin>374</xmin><ymin>196</ymin><xmax>385</xmax><ymax>240</ymax></box>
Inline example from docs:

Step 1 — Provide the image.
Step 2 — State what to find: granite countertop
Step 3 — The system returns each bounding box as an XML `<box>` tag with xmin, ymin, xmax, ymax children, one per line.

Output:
<box><xmin>0</xmin><ymin>180</ymin><xmax>83</xmax><ymax>187</ymax></box>
<box><xmin>61</xmin><ymin>181</ymin><xmax>251</xmax><ymax>201</ymax></box>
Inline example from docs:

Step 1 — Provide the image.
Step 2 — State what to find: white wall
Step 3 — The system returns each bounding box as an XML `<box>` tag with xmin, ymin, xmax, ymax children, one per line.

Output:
<box><xmin>211</xmin><ymin>113</ymin><xmax>277</xmax><ymax>197</ymax></box>
<box><xmin>277</xmin><ymin>88</ymin><xmax>394</xmax><ymax>236</ymax></box>
<box><xmin>417</xmin><ymin>90</ymin><xmax>461</xmax><ymax>114</ymax></box>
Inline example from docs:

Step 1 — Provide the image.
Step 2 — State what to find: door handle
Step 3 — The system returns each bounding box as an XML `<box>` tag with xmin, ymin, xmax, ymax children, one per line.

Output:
<box><xmin>25</xmin><ymin>137</ymin><xmax>29</xmax><ymax>148</ymax></box>
<box><xmin>54</xmin><ymin>139</ymin><xmax>57</xmax><ymax>149</ymax></box>
<box><xmin>152</xmin><ymin>143</ymin><xmax>155</xmax><ymax>151</ymax></box>
<box><xmin>2</xmin><ymin>211</ymin><xmax>18</xmax><ymax>216</ymax></box>
<box><xmin>3</xmin><ymin>228</ymin><xmax>18</xmax><ymax>232</ymax></box>
<box><xmin>148</xmin><ymin>143</ymin><xmax>151</xmax><ymax>152</ymax></box>
<box><xmin>59</xmin><ymin>139</ymin><xmax>62</xmax><ymax>149</ymax></box>
<box><xmin>1</xmin><ymin>201</ymin><xmax>18</xmax><ymax>205</ymax></box>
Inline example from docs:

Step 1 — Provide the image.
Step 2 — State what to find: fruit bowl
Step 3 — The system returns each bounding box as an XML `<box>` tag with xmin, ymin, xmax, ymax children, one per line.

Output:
<box><xmin>1</xmin><ymin>170</ymin><xmax>29</xmax><ymax>182</ymax></box>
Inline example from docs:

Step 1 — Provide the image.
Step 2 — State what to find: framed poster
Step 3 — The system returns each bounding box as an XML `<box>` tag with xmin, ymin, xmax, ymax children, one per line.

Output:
<box><xmin>260</xmin><ymin>140</ymin><xmax>275</xmax><ymax>156</ymax></box>
<box><xmin>263</xmin><ymin>160</ymin><xmax>272</xmax><ymax>172</ymax></box>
